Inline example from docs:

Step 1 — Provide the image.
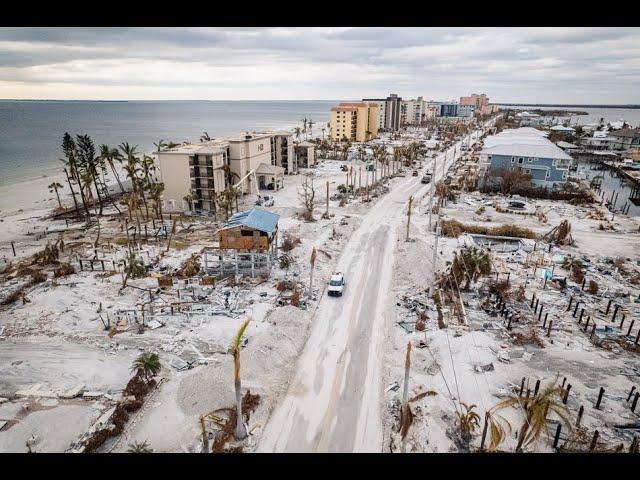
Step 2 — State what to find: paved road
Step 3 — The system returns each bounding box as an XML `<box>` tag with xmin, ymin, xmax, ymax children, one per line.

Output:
<box><xmin>258</xmin><ymin>125</ymin><xmax>490</xmax><ymax>452</ymax></box>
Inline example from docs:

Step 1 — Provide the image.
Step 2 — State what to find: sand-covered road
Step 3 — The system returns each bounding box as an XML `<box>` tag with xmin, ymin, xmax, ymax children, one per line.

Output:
<box><xmin>258</xmin><ymin>122</ymin><xmax>493</xmax><ymax>452</ymax></box>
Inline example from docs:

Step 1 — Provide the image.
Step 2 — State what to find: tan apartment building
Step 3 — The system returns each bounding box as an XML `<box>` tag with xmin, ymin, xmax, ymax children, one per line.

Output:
<box><xmin>157</xmin><ymin>140</ymin><xmax>228</xmax><ymax>214</ymax></box>
<box><xmin>263</xmin><ymin>131</ymin><xmax>297</xmax><ymax>174</ymax></box>
<box><xmin>227</xmin><ymin>133</ymin><xmax>273</xmax><ymax>193</ymax></box>
<box><xmin>329</xmin><ymin>102</ymin><xmax>379</xmax><ymax>142</ymax></box>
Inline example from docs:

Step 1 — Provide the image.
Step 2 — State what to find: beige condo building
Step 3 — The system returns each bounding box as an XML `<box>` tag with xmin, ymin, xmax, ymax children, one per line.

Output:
<box><xmin>157</xmin><ymin>140</ymin><xmax>228</xmax><ymax>213</ymax></box>
<box><xmin>329</xmin><ymin>102</ymin><xmax>379</xmax><ymax>142</ymax></box>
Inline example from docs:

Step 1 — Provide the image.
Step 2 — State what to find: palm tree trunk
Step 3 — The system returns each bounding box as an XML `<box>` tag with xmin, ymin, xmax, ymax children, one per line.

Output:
<box><xmin>234</xmin><ymin>354</ymin><xmax>247</xmax><ymax>440</ymax></box>
<box><xmin>64</xmin><ymin>168</ymin><xmax>79</xmax><ymax>215</ymax></box>
<box><xmin>109</xmin><ymin>160</ymin><xmax>126</xmax><ymax>193</ymax></box>
<box><xmin>54</xmin><ymin>187</ymin><xmax>62</xmax><ymax>209</ymax></box>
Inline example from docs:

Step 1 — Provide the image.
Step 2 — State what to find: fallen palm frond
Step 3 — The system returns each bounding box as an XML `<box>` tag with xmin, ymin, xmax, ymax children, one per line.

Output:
<box><xmin>512</xmin><ymin>328</ymin><xmax>545</xmax><ymax>348</ymax></box>
<box><xmin>543</xmin><ymin>220</ymin><xmax>573</xmax><ymax>245</ymax></box>
<box><xmin>409</xmin><ymin>390</ymin><xmax>437</xmax><ymax>402</ymax></box>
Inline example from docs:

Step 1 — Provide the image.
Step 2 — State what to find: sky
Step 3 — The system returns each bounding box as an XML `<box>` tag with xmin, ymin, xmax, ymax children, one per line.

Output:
<box><xmin>0</xmin><ymin>27</ymin><xmax>639</xmax><ymax>104</ymax></box>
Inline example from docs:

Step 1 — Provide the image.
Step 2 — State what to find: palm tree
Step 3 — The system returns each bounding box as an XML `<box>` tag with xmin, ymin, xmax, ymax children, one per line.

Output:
<box><xmin>183</xmin><ymin>193</ymin><xmax>193</xmax><ymax>212</ymax></box>
<box><xmin>489</xmin><ymin>376</ymin><xmax>572</xmax><ymax>452</ymax></box>
<box><xmin>307</xmin><ymin>119</ymin><xmax>314</xmax><ymax>139</ymax></box>
<box><xmin>294</xmin><ymin>127</ymin><xmax>302</xmax><ymax>140</ymax></box>
<box><xmin>131</xmin><ymin>351</ymin><xmax>161</xmax><ymax>383</ymax></box>
<box><xmin>301</xmin><ymin>117</ymin><xmax>308</xmax><ymax>139</ymax></box>
<box><xmin>48</xmin><ymin>182</ymin><xmax>64</xmax><ymax>209</ymax></box>
<box><xmin>232</xmin><ymin>319</ymin><xmax>250</xmax><ymax>440</ymax></box>
<box><xmin>61</xmin><ymin>133</ymin><xmax>90</xmax><ymax>218</ymax></box>
<box><xmin>400</xmin><ymin>341</ymin><xmax>412</xmax><ymax>452</ymax></box>
<box><xmin>99</xmin><ymin>145</ymin><xmax>125</xmax><ymax>194</ymax></box>
<box><xmin>200</xmin><ymin>131</ymin><xmax>211</xmax><ymax>142</ymax></box>
<box><xmin>153</xmin><ymin>139</ymin><xmax>167</xmax><ymax>153</ymax></box>
<box><xmin>321</xmin><ymin>127</ymin><xmax>326</xmax><ymax>140</ymax></box>
<box><xmin>127</xmin><ymin>440</ymin><xmax>153</xmax><ymax>453</ymax></box>
<box><xmin>456</xmin><ymin>402</ymin><xmax>481</xmax><ymax>450</ymax></box>
<box><xmin>149</xmin><ymin>182</ymin><xmax>165</xmax><ymax>220</ymax></box>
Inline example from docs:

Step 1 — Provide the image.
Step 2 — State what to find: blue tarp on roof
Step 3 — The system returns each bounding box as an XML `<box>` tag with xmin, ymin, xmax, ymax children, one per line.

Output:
<box><xmin>223</xmin><ymin>207</ymin><xmax>280</xmax><ymax>234</ymax></box>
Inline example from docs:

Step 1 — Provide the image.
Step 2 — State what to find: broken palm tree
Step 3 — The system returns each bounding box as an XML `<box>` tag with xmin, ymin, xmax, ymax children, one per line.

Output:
<box><xmin>399</xmin><ymin>341</ymin><xmax>413</xmax><ymax>452</ymax></box>
<box><xmin>488</xmin><ymin>375</ymin><xmax>572</xmax><ymax>452</ymax></box>
<box><xmin>232</xmin><ymin>318</ymin><xmax>250</xmax><ymax>440</ymax></box>
<box><xmin>308</xmin><ymin>247</ymin><xmax>317</xmax><ymax>299</ymax></box>
<box><xmin>543</xmin><ymin>220</ymin><xmax>573</xmax><ymax>246</ymax></box>
<box><xmin>405</xmin><ymin>195</ymin><xmax>413</xmax><ymax>242</ymax></box>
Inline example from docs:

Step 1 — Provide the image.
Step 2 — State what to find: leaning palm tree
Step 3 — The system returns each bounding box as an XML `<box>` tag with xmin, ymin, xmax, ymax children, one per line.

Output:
<box><xmin>131</xmin><ymin>351</ymin><xmax>161</xmax><ymax>383</ymax></box>
<box><xmin>48</xmin><ymin>182</ymin><xmax>64</xmax><ymax>209</ymax></box>
<box><xmin>200</xmin><ymin>131</ymin><xmax>211</xmax><ymax>142</ymax></box>
<box><xmin>232</xmin><ymin>319</ymin><xmax>250</xmax><ymax>440</ymax></box>
<box><xmin>99</xmin><ymin>144</ymin><xmax>125</xmax><ymax>194</ymax></box>
<box><xmin>489</xmin><ymin>376</ymin><xmax>572</xmax><ymax>452</ymax></box>
<box><xmin>294</xmin><ymin>126</ymin><xmax>302</xmax><ymax>140</ymax></box>
<box><xmin>127</xmin><ymin>440</ymin><xmax>153</xmax><ymax>453</ymax></box>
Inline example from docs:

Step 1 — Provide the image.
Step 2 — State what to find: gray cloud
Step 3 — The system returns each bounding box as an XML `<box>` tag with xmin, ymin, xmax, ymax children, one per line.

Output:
<box><xmin>0</xmin><ymin>27</ymin><xmax>638</xmax><ymax>103</ymax></box>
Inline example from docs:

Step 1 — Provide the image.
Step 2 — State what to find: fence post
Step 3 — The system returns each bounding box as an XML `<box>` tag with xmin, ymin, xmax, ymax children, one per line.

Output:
<box><xmin>589</xmin><ymin>430</ymin><xmax>599</xmax><ymax>451</ymax></box>
<box><xmin>553</xmin><ymin>424</ymin><xmax>562</xmax><ymax>449</ymax></box>
<box><xmin>628</xmin><ymin>386</ymin><xmax>636</xmax><ymax>402</ymax></box>
<box><xmin>595</xmin><ymin>387</ymin><xmax>605</xmax><ymax>409</ymax></box>
<box><xmin>626</xmin><ymin>320</ymin><xmax>635</xmax><ymax>337</ymax></box>
<box><xmin>576</xmin><ymin>405</ymin><xmax>584</xmax><ymax>427</ymax></box>
<box><xmin>547</xmin><ymin>320</ymin><xmax>553</xmax><ymax>337</ymax></box>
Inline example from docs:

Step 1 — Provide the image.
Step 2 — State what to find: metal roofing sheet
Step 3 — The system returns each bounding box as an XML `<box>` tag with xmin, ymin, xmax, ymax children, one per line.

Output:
<box><xmin>223</xmin><ymin>207</ymin><xmax>280</xmax><ymax>233</ymax></box>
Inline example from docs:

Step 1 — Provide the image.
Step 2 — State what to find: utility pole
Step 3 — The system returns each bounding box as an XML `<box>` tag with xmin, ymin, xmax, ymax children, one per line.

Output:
<box><xmin>428</xmin><ymin>155</ymin><xmax>437</xmax><ymax>231</ymax></box>
<box><xmin>309</xmin><ymin>247</ymin><xmax>317</xmax><ymax>299</ymax></box>
<box><xmin>430</xmin><ymin>222</ymin><xmax>441</xmax><ymax>296</ymax></box>
<box><xmin>325</xmin><ymin>181</ymin><xmax>329</xmax><ymax>218</ymax></box>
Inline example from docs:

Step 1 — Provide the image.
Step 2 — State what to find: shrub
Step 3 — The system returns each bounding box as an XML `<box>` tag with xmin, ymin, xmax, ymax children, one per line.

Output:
<box><xmin>178</xmin><ymin>254</ymin><xmax>201</xmax><ymax>277</ymax></box>
<box><xmin>587</xmin><ymin>280</ymin><xmax>598</xmax><ymax>295</ymax></box>
<box><xmin>30</xmin><ymin>271</ymin><xmax>47</xmax><ymax>284</ymax></box>
<box><xmin>54</xmin><ymin>263</ymin><xmax>75</xmax><ymax>278</ymax></box>
<box><xmin>281</xmin><ymin>233</ymin><xmax>301</xmax><ymax>252</ymax></box>
<box><xmin>440</xmin><ymin>219</ymin><xmax>536</xmax><ymax>239</ymax></box>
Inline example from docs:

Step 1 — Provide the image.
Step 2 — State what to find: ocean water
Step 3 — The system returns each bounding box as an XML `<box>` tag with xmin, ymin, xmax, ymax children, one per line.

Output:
<box><xmin>497</xmin><ymin>105</ymin><xmax>640</xmax><ymax>127</ymax></box>
<box><xmin>0</xmin><ymin>100</ymin><xmax>335</xmax><ymax>187</ymax></box>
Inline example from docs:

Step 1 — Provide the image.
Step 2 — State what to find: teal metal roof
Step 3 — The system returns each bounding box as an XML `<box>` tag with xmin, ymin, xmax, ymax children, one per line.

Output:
<box><xmin>223</xmin><ymin>207</ymin><xmax>279</xmax><ymax>234</ymax></box>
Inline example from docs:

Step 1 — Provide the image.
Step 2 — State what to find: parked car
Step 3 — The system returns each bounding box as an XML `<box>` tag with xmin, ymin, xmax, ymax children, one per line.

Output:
<box><xmin>412</xmin><ymin>170</ymin><xmax>418</xmax><ymax>176</ymax></box>
<box><xmin>255</xmin><ymin>195</ymin><xmax>274</xmax><ymax>207</ymax></box>
<box><xmin>327</xmin><ymin>273</ymin><xmax>345</xmax><ymax>297</ymax></box>
<box><xmin>421</xmin><ymin>174</ymin><xmax>432</xmax><ymax>184</ymax></box>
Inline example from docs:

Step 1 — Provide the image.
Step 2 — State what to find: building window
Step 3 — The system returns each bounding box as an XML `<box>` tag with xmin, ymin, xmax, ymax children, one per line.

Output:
<box><xmin>518</xmin><ymin>158</ymin><xmax>524</xmax><ymax>164</ymax></box>
<box><xmin>528</xmin><ymin>158</ymin><xmax>533</xmax><ymax>162</ymax></box>
<box><xmin>511</xmin><ymin>157</ymin><xmax>515</xmax><ymax>163</ymax></box>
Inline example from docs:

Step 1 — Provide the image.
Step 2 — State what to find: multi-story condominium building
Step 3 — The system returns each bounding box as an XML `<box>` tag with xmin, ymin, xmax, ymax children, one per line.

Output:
<box><xmin>329</xmin><ymin>102</ymin><xmax>380</xmax><ymax>142</ymax></box>
<box><xmin>362</xmin><ymin>93</ymin><xmax>402</xmax><ymax>131</ymax></box>
<box><xmin>228</xmin><ymin>133</ymin><xmax>273</xmax><ymax>193</ymax></box>
<box><xmin>460</xmin><ymin>93</ymin><xmax>489</xmax><ymax>109</ymax></box>
<box><xmin>157</xmin><ymin>140</ymin><xmax>229</xmax><ymax>213</ymax></box>
<box><xmin>264</xmin><ymin>131</ymin><xmax>296</xmax><ymax>174</ymax></box>
<box><xmin>478</xmin><ymin>127</ymin><xmax>572</xmax><ymax>189</ymax></box>
<box><xmin>439</xmin><ymin>102</ymin><xmax>459</xmax><ymax>117</ymax></box>
<box><xmin>460</xmin><ymin>93</ymin><xmax>498</xmax><ymax>116</ymax></box>
<box><xmin>400</xmin><ymin>96</ymin><xmax>426</xmax><ymax>126</ymax></box>
<box><xmin>457</xmin><ymin>104</ymin><xmax>475</xmax><ymax>118</ymax></box>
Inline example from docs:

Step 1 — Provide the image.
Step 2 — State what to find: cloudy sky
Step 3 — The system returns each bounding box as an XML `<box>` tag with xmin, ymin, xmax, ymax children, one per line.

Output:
<box><xmin>0</xmin><ymin>27</ymin><xmax>639</xmax><ymax>103</ymax></box>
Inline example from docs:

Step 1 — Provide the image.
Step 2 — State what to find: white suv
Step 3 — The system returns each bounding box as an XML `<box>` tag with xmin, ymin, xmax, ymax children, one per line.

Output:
<box><xmin>327</xmin><ymin>273</ymin><xmax>345</xmax><ymax>297</ymax></box>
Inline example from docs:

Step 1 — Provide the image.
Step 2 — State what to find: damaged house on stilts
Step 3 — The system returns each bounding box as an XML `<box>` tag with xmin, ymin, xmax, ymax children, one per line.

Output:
<box><xmin>203</xmin><ymin>207</ymin><xmax>280</xmax><ymax>278</ymax></box>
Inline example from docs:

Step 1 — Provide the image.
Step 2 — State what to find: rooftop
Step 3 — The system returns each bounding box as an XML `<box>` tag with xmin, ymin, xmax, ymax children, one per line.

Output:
<box><xmin>550</xmin><ymin>125</ymin><xmax>575</xmax><ymax>132</ymax></box>
<box><xmin>222</xmin><ymin>207</ymin><xmax>280</xmax><ymax>234</ymax></box>
<box><xmin>610</xmin><ymin>128</ymin><xmax>640</xmax><ymax>138</ymax></box>
<box><xmin>482</xmin><ymin>127</ymin><xmax>572</xmax><ymax>160</ymax></box>
<box><xmin>161</xmin><ymin>139</ymin><xmax>229</xmax><ymax>155</ymax></box>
